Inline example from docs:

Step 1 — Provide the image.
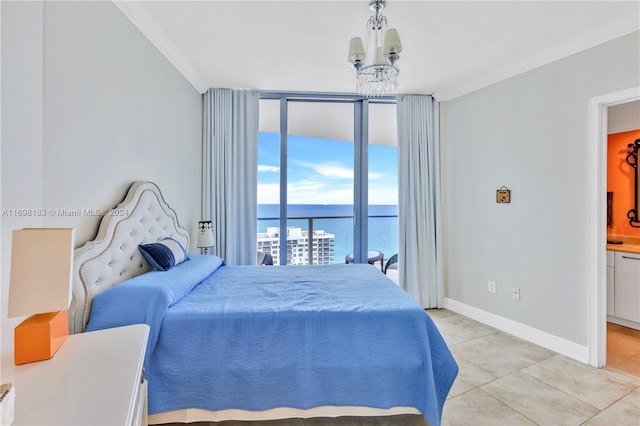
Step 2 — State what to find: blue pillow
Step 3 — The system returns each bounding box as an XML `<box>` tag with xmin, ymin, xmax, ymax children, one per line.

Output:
<box><xmin>138</xmin><ymin>237</ymin><xmax>189</xmax><ymax>271</ymax></box>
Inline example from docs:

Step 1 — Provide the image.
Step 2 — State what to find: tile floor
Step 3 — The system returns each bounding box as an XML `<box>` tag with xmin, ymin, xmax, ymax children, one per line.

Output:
<box><xmin>607</xmin><ymin>322</ymin><xmax>640</xmax><ymax>378</ymax></box>
<box><xmin>164</xmin><ymin>310</ymin><xmax>640</xmax><ymax>426</ymax></box>
<box><xmin>434</xmin><ymin>310</ymin><xmax>639</xmax><ymax>426</ymax></box>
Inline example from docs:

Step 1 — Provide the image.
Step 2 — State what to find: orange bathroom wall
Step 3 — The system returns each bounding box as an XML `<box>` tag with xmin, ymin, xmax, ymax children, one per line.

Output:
<box><xmin>607</xmin><ymin>129</ymin><xmax>640</xmax><ymax>237</ymax></box>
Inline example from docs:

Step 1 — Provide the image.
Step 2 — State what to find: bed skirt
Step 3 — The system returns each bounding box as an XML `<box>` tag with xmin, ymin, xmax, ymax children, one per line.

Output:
<box><xmin>149</xmin><ymin>406</ymin><xmax>421</xmax><ymax>423</ymax></box>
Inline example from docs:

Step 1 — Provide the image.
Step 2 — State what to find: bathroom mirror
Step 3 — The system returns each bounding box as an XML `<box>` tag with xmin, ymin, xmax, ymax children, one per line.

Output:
<box><xmin>627</xmin><ymin>139</ymin><xmax>640</xmax><ymax>228</ymax></box>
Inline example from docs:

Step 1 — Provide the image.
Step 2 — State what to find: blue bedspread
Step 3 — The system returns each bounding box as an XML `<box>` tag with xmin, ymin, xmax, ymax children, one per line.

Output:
<box><xmin>86</xmin><ymin>256</ymin><xmax>457</xmax><ymax>426</ymax></box>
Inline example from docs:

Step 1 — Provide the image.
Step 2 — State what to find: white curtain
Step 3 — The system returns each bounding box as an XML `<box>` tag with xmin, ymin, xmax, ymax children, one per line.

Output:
<box><xmin>202</xmin><ymin>88</ymin><xmax>259</xmax><ymax>265</ymax></box>
<box><xmin>397</xmin><ymin>95</ymin><xmax>443</xmax><ymax>308</ymax></box>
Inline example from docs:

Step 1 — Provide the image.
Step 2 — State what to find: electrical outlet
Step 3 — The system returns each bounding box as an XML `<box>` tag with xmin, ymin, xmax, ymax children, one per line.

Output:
<box><xmin>511</xmin><ymin>288</ymin><xmax>521</xmax><ymax>301</ymax></box>
<box><xmin>488</xmin><ymin>280</ymin><xmax>496</xmax><ymax>293</ymax></box>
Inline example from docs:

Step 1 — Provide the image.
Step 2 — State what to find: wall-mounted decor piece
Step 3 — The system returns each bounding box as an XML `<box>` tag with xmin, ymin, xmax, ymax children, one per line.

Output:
<box><xmin>626</xmin><ymin>139</ymin><xmax>639</xmax><ymax>228</ymax></box>
<box><xmin>607</xmin><ymin>192</ymin><xmax>614</xmax><ymax>226</ymax></box>
<box><xmin>496</xmin><ymin>186</ymin><xmax>511</xmax><ymax>204</ymax></box>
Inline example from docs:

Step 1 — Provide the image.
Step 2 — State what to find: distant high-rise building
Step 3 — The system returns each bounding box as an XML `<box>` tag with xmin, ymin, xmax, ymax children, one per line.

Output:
<box><xmin>257</xmin><ymin>226</ymin><xmax>335</xmax><ymax>265</ymax></box>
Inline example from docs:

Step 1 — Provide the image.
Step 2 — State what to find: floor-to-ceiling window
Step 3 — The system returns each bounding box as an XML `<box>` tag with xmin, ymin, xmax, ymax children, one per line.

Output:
<box><xmin>257</xmin><ymin>93</ymin><xmax>397</xmax><ymax>267</ymax></box>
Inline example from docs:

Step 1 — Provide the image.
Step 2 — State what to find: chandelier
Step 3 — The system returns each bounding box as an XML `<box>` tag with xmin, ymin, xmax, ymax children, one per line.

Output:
<box><xmin>348</xmin><ymin>0</ymin><xmax>403</xmax><ymax>97</ymax></box>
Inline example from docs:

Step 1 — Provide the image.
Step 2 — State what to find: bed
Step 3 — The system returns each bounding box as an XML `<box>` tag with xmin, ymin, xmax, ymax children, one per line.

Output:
<box><xmin>69</xmin><ymin>181</ymin><xmax>458</xmax><ymax>425</ymax></box>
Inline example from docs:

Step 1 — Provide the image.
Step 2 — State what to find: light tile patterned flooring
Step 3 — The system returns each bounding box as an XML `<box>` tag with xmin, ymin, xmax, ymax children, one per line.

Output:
<box><xmin>607</xmin><ymin>322</ymin><xmax>640</xmax><ymax>378</ymax></box>
<box><xmin>434</xmin><ymin>310</ymin><xmax>639</xmax><ymax>426</ymax></box>
<box><xmin>165</xmin><ymin>310</ymin><xmax>640</xmax><ymax>426</ymax></box>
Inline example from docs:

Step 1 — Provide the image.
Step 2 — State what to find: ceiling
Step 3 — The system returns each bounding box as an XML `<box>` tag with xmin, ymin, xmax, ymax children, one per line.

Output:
<box><xmin>114</xmin><ymin>1</ymin><xmax>640</xmax><ymax>101</ymax></box>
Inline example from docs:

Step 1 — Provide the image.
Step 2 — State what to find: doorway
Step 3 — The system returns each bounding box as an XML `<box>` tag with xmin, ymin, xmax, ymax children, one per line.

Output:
<box><xmin>588</xmin><ymin>86</ymin><xmax>640</xmax><ymax>368</ymax></box>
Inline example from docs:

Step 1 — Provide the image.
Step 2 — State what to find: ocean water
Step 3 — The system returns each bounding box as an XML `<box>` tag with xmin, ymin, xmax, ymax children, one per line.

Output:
<box><xmin>257</xmin><ymin>204</ymin><xmax>398</xmax><ymax>264</ymax></box>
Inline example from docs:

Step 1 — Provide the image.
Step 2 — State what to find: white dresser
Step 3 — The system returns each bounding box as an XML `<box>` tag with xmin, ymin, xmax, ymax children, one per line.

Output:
<box><xmin>13</xmin><ymin>324</ymin><xmax>149</xmax><ymax>425</ymax></box>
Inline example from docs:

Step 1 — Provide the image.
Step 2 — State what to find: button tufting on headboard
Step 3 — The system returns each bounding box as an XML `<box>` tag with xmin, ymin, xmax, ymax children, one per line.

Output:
<box><xmin>69</xmin><ymin>181</ymin><xmax>191</xmax><ymax>335</ymax></box>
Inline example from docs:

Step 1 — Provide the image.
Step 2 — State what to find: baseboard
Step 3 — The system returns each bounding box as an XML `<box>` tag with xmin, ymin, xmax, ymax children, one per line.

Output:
<box><xmin>607</xmin><ymin>315</ymin><xmax>640</xmax><ymax>331</ymax></box>
<box><xmin>444</xmin><ymin>298</ymin><xmax>589</xmax><ymax>364</ymax></box>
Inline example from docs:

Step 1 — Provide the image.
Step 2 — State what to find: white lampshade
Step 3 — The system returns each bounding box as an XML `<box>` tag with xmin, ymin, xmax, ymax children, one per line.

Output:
<box><xmin>8</xmin><ymin>228</ymin><xmax>74</xmax><ymax>318</ymax></box>
<box><xmin>383</xmin><ymin>28</ymin><xmax>402</xmax><ymax>55</ymax></box>
<box><xmin>348</xmin><ymin>37</ymin><xmax>366</xmax><ymax>63</ymax></box>
<box><xmin>197</xmin><ymin>221</ymin><xmax>215</xmax><ymax>248</ymax></box>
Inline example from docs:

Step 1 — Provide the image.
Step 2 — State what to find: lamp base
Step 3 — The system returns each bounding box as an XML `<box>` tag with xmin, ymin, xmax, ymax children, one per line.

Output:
<box><xmin>14</xmin><ymin>310</ymin><xmax>68</xmax><ymax>365</ymax></box>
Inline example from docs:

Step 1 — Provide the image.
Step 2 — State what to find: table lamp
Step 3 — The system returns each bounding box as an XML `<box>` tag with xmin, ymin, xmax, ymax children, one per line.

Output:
<box><xmin>197</xmin><ymin>221</ymin><xmax>215</xmax><ymax>254</ymax></box>
<box><xmin>8</xmin><ymin>228</ymin><xmax>75</xmax><ymax>365</ymax></box>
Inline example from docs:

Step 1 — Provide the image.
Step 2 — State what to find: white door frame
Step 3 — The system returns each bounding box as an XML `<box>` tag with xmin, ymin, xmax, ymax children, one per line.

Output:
<box><xmin>588</xmin><ymin>86</ymin><xmax>640</xmax><ymax>367</ymax></box>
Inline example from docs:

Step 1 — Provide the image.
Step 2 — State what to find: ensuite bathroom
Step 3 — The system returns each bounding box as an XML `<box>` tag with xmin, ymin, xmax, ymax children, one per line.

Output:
<box><xmin>605</xmin><ymin>100</ymin><xmax>640</xmax><ymax>378</ymax></box>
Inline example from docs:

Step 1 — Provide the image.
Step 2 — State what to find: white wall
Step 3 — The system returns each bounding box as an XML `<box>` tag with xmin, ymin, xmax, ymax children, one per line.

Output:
<box><xmin>1</xmin><ymin>0</ymin><xmax>45</xmax><ymax>379</ymax></box>
<box><xmin>42</xmin><ymin>1</ymin><xmax>202</xmax><ymax>245</ymax></box>
<box><xmin>1</xmin><ymin>1</ymin><xmax>202</xmax><ymax>382</ymax></box>
<box><xmin>608</xmin><ymin>100</ymin><xmax>640</xmax><ymax>134</ymax></box>
<box><xmin>440</xmin><ymin>31</ymin><xmax>640</xmax><ymax>349</ymax></box>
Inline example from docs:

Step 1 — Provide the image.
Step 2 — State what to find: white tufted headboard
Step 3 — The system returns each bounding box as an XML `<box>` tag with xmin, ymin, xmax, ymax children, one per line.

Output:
<box><xmin>69</xmin><ymin>181</ymin><xmax>191</xmax><ymax>334</ymax></box>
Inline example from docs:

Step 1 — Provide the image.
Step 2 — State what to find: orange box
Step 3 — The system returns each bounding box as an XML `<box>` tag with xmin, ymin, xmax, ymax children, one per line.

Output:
<box><xmin>14</xmin><ymin>310</ymin><xmax>68</xmax><ymax>365</ymax></box>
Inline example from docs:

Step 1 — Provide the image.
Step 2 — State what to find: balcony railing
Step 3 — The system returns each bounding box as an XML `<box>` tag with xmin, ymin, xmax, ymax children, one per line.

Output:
<box><xmin>257</xmin><ymin>213</ymin><xmax>398</xmax><ymax>266</ymax></box>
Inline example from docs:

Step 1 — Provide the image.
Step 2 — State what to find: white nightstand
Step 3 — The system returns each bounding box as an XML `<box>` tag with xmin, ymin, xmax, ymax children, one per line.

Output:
<box><xmin>13</xmin><ymin>324</ymin><xmax>149</xmax><ymax>425</ymax></box>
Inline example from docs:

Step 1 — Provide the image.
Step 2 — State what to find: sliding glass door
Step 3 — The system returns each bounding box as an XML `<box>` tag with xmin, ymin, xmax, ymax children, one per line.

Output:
<box><xmin>257</xmin><ymin>93</ymin><xmax>397</xmax><ymax>267</ymax></box>
<box><xmin>285</xmin><ymin>101</ymin><xmax>354</xmax><ymax>265</ymax></box>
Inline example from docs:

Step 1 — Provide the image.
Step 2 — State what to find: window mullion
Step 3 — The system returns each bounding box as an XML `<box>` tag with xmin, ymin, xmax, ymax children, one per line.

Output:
<box><xmin>354</xmin><ymin>100</ymin><xmax>369</xmax><ymax>264</ymax></box>
<box><xmin>279</xmin><ymin>97</ymin><xmax>288</xmax><ymax>265</ymax></box>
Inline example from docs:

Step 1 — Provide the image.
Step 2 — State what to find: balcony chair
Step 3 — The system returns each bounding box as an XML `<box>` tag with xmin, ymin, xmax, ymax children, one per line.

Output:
<box><xmin>384</xmin><ymin>253</ymin><xmax>398</xmax><ymax>275</ymax></box>
<box><xmin>257</xmin><ymin>251</ymin><xmax>274</xmax><ymax>265</ymax></box>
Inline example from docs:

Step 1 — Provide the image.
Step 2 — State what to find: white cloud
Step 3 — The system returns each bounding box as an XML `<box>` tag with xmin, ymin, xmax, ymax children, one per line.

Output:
<box><xmin>258</xmin><ymin>165</ymin><xmax>280</xmax><ymax>172</ymax></box>
<box><xmin>368</xmin><ymin>187</ymin><xmax>398</xmax><ymax>205</ymax></box>
<box><xmin>313</xmin><ymin>164</ymin><xmax>353</xmax><ymax>179</ymax></box>
<box><xmin>288</xmin><ymin>180</ymin><xmax>327</xmax><ymax>194</ymax></box>
<box><xmin>257</xmin><ymin>183</ymin><xmax>280</xmax><ymax>204</ymax></box>
<box><xmin>293</xmin><ymin>160</ymin><xmax>386</xmax><ymax>181</ymax></box>
<box><xmin>260</xmin><ymin>181</ymin><xmax>396</xmax><ymax>205</ymax></box>
<box><xmin>293</xmin><ymin>160</ymin><xmax>352</xmax><ymax>179</ymax></box>
<box><xmin>288</xmin><ymin>188</ymin><xmax>354</xmax><ymax>205</ymax></box>
<box><xmin>289</xmin><ymin>180</ymin><xmax>352</xmax><ymax>204</ymax></box>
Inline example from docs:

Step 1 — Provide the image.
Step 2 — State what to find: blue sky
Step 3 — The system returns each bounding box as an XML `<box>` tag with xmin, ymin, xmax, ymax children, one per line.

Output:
<box><xmin>258</xmin><ymin>132</ymin><xmax>398</xmax><ymax>205</ymax></box>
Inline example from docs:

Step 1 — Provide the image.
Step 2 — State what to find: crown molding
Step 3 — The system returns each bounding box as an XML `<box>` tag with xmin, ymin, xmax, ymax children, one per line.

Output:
<box><xmin>435</xmin><ymin>15</ymin><xmax>640</xmax><ymax>102</ymax></box>
<box><xmin>112</xmin><ymin>1</ymin><xmax>208</xmax><ymax>94</ymax></box>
